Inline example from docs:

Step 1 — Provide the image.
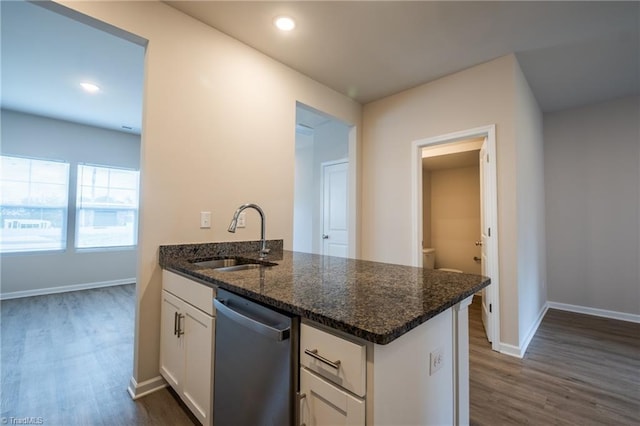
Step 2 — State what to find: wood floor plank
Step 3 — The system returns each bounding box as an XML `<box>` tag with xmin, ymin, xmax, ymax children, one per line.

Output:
<box><xmin>469</xmin><ymin>297</ymin><xmax>640</xmax><ymax>425</ymax></box>
<box><xmin>4</xmin><ymin>287</ymin><xmax>638</xmax><ymax>425</ymax></box>
<box><xmin>1</xmin><ymin>285</ymin><xmax>198</xmax><ymax>426</ymax></box>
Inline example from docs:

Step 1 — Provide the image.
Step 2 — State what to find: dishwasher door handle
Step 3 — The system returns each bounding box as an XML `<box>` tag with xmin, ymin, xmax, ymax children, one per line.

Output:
<box><xmin>214</xmin><ymin>298</ymin><xmax>290</xmax><ymax>341</ymax></box>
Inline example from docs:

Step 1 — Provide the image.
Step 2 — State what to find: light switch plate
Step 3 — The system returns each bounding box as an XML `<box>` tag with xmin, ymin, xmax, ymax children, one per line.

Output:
<box><xmin>200</xmin><ymin>211</ymin><xmax>211</xmax><ymax>229</ymax></box>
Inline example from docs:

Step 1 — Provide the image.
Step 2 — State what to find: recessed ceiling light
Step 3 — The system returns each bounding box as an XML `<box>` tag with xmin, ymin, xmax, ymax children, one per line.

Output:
<box><xmin>274</xmin><ymin>16</ymin><xmax>295</xmax><ymax>31</ymax></box>
<box><xmin>80</xmin><ymin>82</ymin><xmax>100</xmax><ymax>93</ymax></box>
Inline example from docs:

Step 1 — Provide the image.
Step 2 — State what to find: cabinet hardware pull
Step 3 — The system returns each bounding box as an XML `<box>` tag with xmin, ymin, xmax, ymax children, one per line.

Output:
<box><xmin>177</xmin><ymin>313</ymin><xmax>185</xmax><ymax>337</ymax></box>
<box><xmin>295</xmin><ymin>392</ymin><xmax>306</xmax><ymax>426</ymax></box>
<box><xmin>304</xmin><ymin>348</ymin><xmax>341</xmax><ymax>370</ymax></box>
<box><xmin>173</xmin><ymin>312</ymin><xmax>178</xmax><ymax>336</ymax></box>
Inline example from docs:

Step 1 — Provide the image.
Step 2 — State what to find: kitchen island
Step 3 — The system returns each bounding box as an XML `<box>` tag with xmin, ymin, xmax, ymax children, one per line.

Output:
<box><xmin>160</xmin><ymin>240</ymin><xmax>490</xmax><ymax>425</ymax></box>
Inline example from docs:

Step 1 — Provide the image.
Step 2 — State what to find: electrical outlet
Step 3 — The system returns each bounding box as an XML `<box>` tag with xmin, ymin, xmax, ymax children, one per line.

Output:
<box><xmin>237</xmin><ymin>212</ymin><xmax>246</xmax><ymax>228</ymax></box>
<box><xmin>200</xmin><ymin>211</ymin><xmax>211</xmax><ymax>229</ymax></box>
<box><xmin>429</xmin><ymin>347</ymin><xmax>444</xmax><ymax>376</ymax></box>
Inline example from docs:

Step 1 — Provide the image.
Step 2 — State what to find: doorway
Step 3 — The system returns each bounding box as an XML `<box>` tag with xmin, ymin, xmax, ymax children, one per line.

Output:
<box><xmin>412</xmin><ymin>125</ymin><xmax>500</xmax><ymax>351</ymax></box>
<box><xmin>293</xmin><ymin>103</ymin><xmax>355</xmax><ymax>258</ymax></box>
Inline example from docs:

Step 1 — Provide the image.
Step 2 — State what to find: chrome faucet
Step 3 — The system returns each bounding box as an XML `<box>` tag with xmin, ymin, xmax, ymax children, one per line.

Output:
<box><xmin>228</xmin><ymin>203</ymin><xmax>270</xmax><ymax>259</ymax></box>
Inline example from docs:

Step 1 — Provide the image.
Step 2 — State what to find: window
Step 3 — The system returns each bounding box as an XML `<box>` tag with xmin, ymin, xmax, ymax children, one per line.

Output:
<box><xmin>76</xmin><ymin>164</ymin><xmax>139</xmax><ymax>249</ymax></box>
<box><xmin>0</xmin><ymin>156</ymin><xmax>70</xmax><ymax>253</ymax></box>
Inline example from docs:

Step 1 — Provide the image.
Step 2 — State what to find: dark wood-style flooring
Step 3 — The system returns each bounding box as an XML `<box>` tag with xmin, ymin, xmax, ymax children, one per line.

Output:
<box><xmin>2</xmin><ymin>286</ymin><xmax>638</xmax><ymax>425</ymax></box>
<box><xmin>1</xmin><ymin>285</ymin><xmax>197</xmax><ymax>426</ymax></box>
<box><xmin>469</xmin><ymin>297</ymin><xmax>640</xmax><ymax>425</ymax></box>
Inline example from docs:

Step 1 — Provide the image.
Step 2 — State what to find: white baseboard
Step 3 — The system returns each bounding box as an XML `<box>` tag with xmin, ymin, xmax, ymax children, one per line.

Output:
<box><xmin>498</xmin><ymin>342</ymin><xmax>523</xmax><ymax>358</ymax></box>
<box><xmin>0</xmin><ymin>278</ymin><xmax>135</xmax><ymax>300</ymax></box>
<box><xmin>498</xmin><ymin>303</ymin><xmax>549</xmax><ymax>359</ymax></box>
<box><xmin>127</xmin><ymin>375</ymin><xmax>167</xmax><ymax>400</ymax></box>
<box><xmin>519</xmin><ymin>302</ymin><xmax>549</xmax><ymax>356</ymax></box>
<box><xmin>547</xmin><ymin>301</ymin><xmax>640</xmax><ymax>323</ymax></box>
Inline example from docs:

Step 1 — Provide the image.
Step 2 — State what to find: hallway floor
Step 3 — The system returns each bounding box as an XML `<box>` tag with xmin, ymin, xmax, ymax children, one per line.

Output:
<box><xmin>469</xmin><ymin>297</ymin><xmax>640</xmax><ymax>425</ymax></box>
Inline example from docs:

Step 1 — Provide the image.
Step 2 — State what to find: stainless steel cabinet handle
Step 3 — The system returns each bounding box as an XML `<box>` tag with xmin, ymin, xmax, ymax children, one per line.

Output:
<box><xmin>214</xmin><ymin>298</ymin><xmax>290</xmax><ymax>341</ymax></box>
<box><xmin>173</xmin><ymin>312</ymin><xmax>178</xmax><ymax>336</ymax></box>
<box><xmin>322</xmin><ymin>234</ymin><xmax>329</xmax><ymax>239</ymax></box>
<box><xmin>304</xmin><ymin>348</ymin><xmax>341</xmax><ymax>370</ymax></box>
<box><xmin>177</xmin><ymin>313</ymin><xmax>185</xmax><ymax>337</ymax></box>
<box><xmin>296</xmin><ymin>392</ymin><xmax>306</xmax><ymax>426</ymax></box>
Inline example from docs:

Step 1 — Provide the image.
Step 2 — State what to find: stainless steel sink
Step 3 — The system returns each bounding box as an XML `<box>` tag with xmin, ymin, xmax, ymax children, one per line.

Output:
<box><xmin>191</xmin><ymin>257</ymin><xmax>277</xmax><ymax>271</ymax></box>
<box><xmin>215</xmin><ymin>264</ymin><xmax>263</xmax><ymax>272</ymax></box>
<box><xmin>192</xmin><ymin>258</ymin><xmax>241</xmax><ymax>269</ymax></box>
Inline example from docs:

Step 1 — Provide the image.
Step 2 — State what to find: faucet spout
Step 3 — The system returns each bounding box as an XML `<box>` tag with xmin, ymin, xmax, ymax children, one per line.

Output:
<box><xmin>228</xmin><ymin>203</ymin><xmax>269</xmax><ymax>258</ymax></box>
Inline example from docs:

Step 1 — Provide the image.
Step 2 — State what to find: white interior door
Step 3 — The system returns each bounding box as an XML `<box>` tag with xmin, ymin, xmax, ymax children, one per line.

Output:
<box><xmin>479</xmin><ymin>140</ymin><xmax>493</xmax><ymax>343</ymax></box>
<box><xmin>321</xmin><ymin>161</ymin><xmax>349</xmax><ymax>258</ymax></box>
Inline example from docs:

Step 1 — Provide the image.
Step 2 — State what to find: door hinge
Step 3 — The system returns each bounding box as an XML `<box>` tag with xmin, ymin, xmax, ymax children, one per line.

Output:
<box><xmin>489</xmin><ymin>303</ymin><xmax>492</xmax><ymax>313</ymax></box>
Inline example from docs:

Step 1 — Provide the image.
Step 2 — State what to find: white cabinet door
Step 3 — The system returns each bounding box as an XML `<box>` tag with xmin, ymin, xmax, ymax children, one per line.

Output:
<box><xmin>160</xmin><ymin>287</ymin><xmax>215</xmax><ymax>426</ymax></box>
<box><xmin>322</xmin><ymin>161</ymin><xmax>349</xmax><ymax>258</ymax></box>
<box><xmin>182</xmin><ymin>302</ymin><xmax>214</xmax><ymax>426</ymax></box>
<box><xmin>300</xmin><ymin>368</ymin><xmax>365</xmax><ymax>426</ymax></box>
<box><xmin>160</xmin><ymin>290</ymin><xmax>184</xmax><ymax>389</ymax></box>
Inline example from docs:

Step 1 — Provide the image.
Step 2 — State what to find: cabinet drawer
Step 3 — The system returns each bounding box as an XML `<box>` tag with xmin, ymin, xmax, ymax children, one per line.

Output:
<box><xmin>163</xmin><ymin>270</ymin><xmax>214</xmax><ymax>316</ymax></box>
<box><xmin>300</xmin><ymin>367</ymin><xmax>365</xmax><ymax>426</ymax></box>
<box><xmin>301</xmin><ymin>323</ymin><xmax>366</xmax><ymax>397</ymax></box>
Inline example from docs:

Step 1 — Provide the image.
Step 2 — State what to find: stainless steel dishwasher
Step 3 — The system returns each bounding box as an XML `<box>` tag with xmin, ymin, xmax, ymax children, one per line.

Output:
<box><xmin>213</xmin><ymin>288</ymin><xmax>299</xmax><ymax>425</ymax></box>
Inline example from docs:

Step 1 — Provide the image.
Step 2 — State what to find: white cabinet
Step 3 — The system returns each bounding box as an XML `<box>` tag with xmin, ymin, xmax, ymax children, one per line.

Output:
<box><xmin>300</xmin><ymin>322</ymin><xmax>366</xmax><ymax>426</ymax></box>
<box><xmin>300</xmin><ymin>368</ymin><xmax>365</xmax><ymax>426</ymax></box>
<box><xmin>160</xmin><ymin>270</ymin><xmax>215</xmax><ymax>426</ymax></box>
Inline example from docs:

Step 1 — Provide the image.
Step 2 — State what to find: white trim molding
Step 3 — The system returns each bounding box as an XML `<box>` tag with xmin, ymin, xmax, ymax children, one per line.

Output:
<box><xmin>127</xmin><ymin>375</ymin><xmax>167</xmax><ymax>400</ymax></box>
<box><xmin>498</xmin><ymin>342</ymin><xmax>523</xmax><ymax>358</ymax></box>
<box><xmin>519</xmin><ymin>303</ymin><xmax>549</xmax><ymax>357</ymax></box>
<box><xmin>411</xmin><ymin>124</ymin><xmax>501</xmax><ymax>353</ymax></box>
<box><xmin>548</xmin><ymin>301</ymin><xmax>640</xmax><ymax>324</ymax></box>
<box><xmin>0</xmin><ymin>278</ymin><xmax>135</xmax><ymax>300</ymax></box>
<box><xmin>452</xmin><ymin>296</ymin><xmax>473</xmax><ymax>426</ymax></box>
<box><xmin>497</xmin><ymin>303</ymin><xmax>548</xmax><ymax>359</ymax></box>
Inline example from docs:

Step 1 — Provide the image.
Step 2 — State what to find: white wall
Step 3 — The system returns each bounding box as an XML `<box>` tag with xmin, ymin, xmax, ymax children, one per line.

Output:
<box><xmin>545</xmin><ymin>96</ymin><xmax>640</xmax><ymax>316</ymax></box>
<box><xmin>0</xmin><ymin>109</ymin><xmax>139</xmax><ymax>297</ymax></box>
<box><xmin>293</xmin><ymin>119</ymin><xmax>350</xmax><ymax>254</ymax></box>
<box><xmin>429</xmin><ymin>165</ymin><xmax>481</xmax><ymax>274</ymax></box>
<box><xmin>310</xmin><ymin>121</ymin><xmax>350</xmax><ymax>253</ymax></box>
<box><xmin>514</xmin><ymin>60</ymin><xmax>547</xmax><ymax>347</ymax></box>
<box><xmin>56</xmin><ymin>0</ymin><xmax>361</xmax><ymax>386</ymax></box>
<box><xmin>293</xmin><ymin>130</ymin><xmax>314</xmax><ymax>252</ymax></box>
<box><xmin>362</xmin><ymin>55</ymin><xmax>524</xmax><ymax>347</ymax></box>
<box><xmin>362</xmin><ymin>55</ymin><xmax>547</xmax><ymax>350</ymax></box>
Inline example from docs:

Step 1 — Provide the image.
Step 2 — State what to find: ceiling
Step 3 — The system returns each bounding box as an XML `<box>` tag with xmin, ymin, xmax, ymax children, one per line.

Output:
<box><xmin>167</xmin><ymin>1</ymin><xmax>639</xmax><ymax>111</ymax></box>
<box><xmin>0</xmin><ymin>0</ymin><xmax>145</xmax><ymax>134</ymax></box>
<box><xmin>1</xmin><ymin>1</ymin><xmax>638</xmax><ymax>135</ymax></box>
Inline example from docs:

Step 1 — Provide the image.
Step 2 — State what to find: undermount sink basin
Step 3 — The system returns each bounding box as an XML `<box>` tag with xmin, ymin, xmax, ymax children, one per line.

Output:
<box><xmin>191</xmin><ymin>256</ymin><xmax>277</xmax><ymax>272</ymax></box>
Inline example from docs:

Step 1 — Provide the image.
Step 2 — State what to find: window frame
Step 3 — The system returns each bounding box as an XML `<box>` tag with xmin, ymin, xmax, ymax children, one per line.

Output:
<box><xmin>74</xmin><ymin>163</ymin><xmax>140</xmax><ymax>251</ymax></box>
<box><xmin>0</xmin><ymin>154</ymin><xmax>141</xmax><ymax>255</ymax></box>
<box><xmin>0</xmin><ymin>154</ymin><xmax>71</xmax><ymax>255</ymax></box>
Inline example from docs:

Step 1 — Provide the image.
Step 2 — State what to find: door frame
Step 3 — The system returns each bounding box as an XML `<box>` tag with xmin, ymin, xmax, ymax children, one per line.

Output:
<box><xmin>411</xmin><ymin>124</ymin><xmax>500</xmax><ymax>351</ymax></box>
<box><xmin>320</xmin><ymin>158</ymin><xmax>349</xmax><ymax>257</ymax></box>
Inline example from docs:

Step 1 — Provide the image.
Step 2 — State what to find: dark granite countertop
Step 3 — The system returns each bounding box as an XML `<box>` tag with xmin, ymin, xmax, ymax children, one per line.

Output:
<box><xmin>159</xmin><ymin>240</ymin><xmax>490</xmax><ymax>345</ymax></box>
